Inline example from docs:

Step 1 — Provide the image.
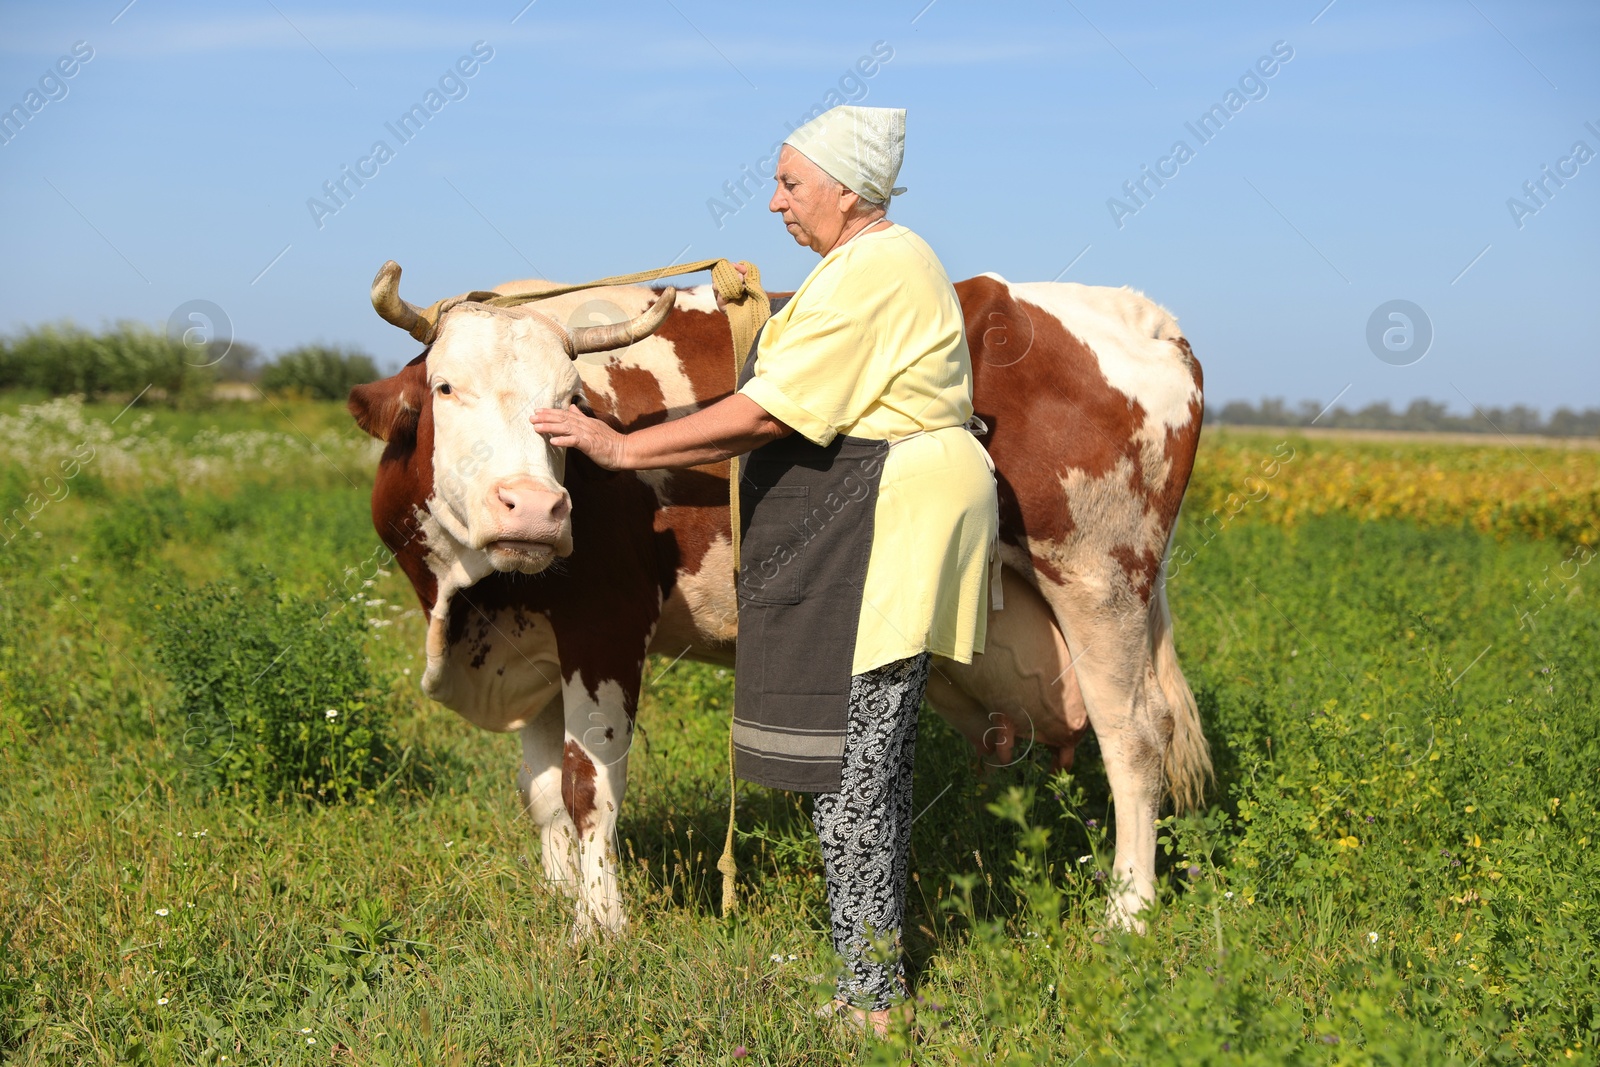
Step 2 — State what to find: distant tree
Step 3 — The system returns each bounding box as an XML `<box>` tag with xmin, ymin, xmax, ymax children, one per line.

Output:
<box><xmin>1349</xmin><ymin>401</ymin><xmax>1395</xmax><ymax>430</ymax></box>
<box><xmin>0</xmin><ymin>321</ymin><xmax>213</xmax><ymax>402</ymax></box>
<box><xmin>1258</xmin><ymin>397</ymin><xmax>1293</xmax><ymax>426</ymax></box>
<box><xmin>1502</xmin><ymin>406</ymin><xmax>1543</xmax><ymax>435</ymax></box>
<box><xmin>260</xmin><ymin>346</ymin><xmax>380</xmax><ymax>400</ymax></box>
<box><xmin>1401</xmin><ymin>399</ymin><xmax>1450</xmax><ymax>432</ymax></box>
<box><xmin>1549</xmin><ymin>407</ymin><xmax>1600</xmax><ymax>436</ymax></box>
<box><xmin>209</xmin><ymin>339</ymin><xmax>262</xmax><ymax>383</ymax></box>
<box><xmin>1215</xmin><ymin>400</ymin><xmax>1264</xmax><ymax>425</ymax></box>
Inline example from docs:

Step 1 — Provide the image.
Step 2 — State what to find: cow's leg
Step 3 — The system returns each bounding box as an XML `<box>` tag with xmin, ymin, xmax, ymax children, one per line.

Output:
<box><xmin>1040</xmin><ymin>579</ymin><xmax>1171</xmax><ymax>932</ymax></box>
<box><xmin>518</xmin><ymin>696</ymin><xmax>580</xmax><ymax>897</ymax></box>
<box><xmin>561</xmin><ymin>678</ymin><xmax>635</xmax><ymax>939</ymax></box>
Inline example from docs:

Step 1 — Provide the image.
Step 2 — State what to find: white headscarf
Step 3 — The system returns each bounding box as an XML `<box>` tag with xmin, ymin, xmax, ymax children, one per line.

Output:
<box><xmin>783</xmin><ymin>105</ymin><xmax>907</xmax><ymax>205</ymax></box>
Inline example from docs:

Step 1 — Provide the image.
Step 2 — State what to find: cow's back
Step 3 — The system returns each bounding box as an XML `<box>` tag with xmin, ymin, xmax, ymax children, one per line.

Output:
<box><xmin>956</xmin><ymin>274</ymin><xmax>1203</xmax><ymax>599</ymax></box>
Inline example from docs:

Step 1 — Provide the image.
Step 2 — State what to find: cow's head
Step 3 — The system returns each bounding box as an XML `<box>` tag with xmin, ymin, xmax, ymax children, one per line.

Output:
<box><xmin>349</xmin><ymin>260</ymin><xmax>675</xmax><ymax>578</ymax></box>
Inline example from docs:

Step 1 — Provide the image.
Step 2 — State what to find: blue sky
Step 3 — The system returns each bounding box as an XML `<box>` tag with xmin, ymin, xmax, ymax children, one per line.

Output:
<box><xmin>1</xmin><ymin>0</ymin><xmax>1595</xmax><ymax>413</ymax></box>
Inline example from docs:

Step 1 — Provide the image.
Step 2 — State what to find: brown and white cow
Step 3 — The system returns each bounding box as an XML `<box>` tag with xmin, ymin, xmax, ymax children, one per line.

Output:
<box><xmin>348</xmin><ymin>265</ymin><xmax>1210</xmax><ymax>937</ymax></box>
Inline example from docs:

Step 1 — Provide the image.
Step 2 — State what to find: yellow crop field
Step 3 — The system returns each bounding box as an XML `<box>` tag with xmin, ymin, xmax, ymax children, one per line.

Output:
<box><xmin>1185</xmin><ymin>428</ymin><xmax>1600</xmax><ymax>547</ymax></box>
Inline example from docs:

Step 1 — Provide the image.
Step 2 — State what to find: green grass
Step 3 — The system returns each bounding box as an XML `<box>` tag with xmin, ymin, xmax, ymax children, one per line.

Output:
<box><xmin>1</xmin><ymin>398</ymin><xmax>1596</xmax><ymax>1065</ymax></box>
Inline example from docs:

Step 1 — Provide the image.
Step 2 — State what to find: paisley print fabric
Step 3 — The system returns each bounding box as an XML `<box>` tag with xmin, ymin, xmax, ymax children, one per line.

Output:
<box><xmin>810</xmin><ymin>652</ymin><xmax>931</xmax><ymax>1010</ymax></box>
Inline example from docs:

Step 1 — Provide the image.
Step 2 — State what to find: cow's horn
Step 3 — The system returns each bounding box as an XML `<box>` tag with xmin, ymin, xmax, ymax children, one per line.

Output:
<box><xmin>566</xmin><ymin>288</ymin><xmax>677</xmax><ymax>356</ymax></box>
<box><xmin>371</xmin><ymin>261</ymin><xmax>429</xmax><ymax>341</ymax></box>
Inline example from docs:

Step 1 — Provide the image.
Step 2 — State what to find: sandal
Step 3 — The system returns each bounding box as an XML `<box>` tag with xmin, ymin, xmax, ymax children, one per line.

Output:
<box><xmin>814</xmin><ymin>997</ymin><xmax>914</xmax><ymax>1039</ymax></box>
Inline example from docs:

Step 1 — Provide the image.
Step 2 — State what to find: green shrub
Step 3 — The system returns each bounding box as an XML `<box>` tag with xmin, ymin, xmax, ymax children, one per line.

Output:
<box><xmin>902</xmin><ymin>784</ymin><xmax>1466</xmax><ymax>1066</ymax></box>
<box><xmin>153</xmin><ymin>569</ymin><xmax>399</xmax><ymax>805</ymax></box>
<box><xmin>260</xmin><ymin>346</ymin><xmax>381</xmax><ymax>400</ymax></box>
<box><xmin>0</xmin><ymin>321</ymin><xmax>212</xmax><ymax>401</ymax></box>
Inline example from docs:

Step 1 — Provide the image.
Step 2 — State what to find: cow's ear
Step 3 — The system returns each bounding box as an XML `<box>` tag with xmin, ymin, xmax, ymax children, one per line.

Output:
<box><xmin>348</xmin><ymin>356</ymin><xmax>426</xmax><ymax>442</ymax></box>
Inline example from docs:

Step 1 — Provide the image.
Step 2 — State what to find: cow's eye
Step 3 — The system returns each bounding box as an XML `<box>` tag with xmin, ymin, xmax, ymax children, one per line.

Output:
<box><xmin>437</xmin><ymin>382</ymin><xmax>452</xmax><ymax>395</ymax></box>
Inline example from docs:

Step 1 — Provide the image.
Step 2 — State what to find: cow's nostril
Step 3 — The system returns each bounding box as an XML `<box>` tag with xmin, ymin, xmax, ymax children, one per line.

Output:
<box><xmin>494</xmin><ymin>484</ymin><xmax>568</xmax><ymax>523</ymax></box>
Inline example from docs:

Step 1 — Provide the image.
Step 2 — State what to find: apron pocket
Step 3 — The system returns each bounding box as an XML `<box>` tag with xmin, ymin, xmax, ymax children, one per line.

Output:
<box><xmin>738</xmin><ymin>485</ymin><xmax>808</xmax><ymax>606</ymax></box>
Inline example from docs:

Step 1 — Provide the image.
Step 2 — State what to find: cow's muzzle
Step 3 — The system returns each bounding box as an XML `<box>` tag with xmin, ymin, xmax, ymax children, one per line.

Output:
<box><xmin>482</xmin><ymin>478</ymin><xmax>573</xmax><ymax>573</ymax></box>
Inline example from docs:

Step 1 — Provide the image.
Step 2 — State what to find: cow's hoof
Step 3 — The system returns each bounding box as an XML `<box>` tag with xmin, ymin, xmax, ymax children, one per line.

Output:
<box><xmin>570</xmin><ymin>908</ymin><xmax>628</xmax><ymax>945</ymax></box>
<box><xmin>1104</xmin><ymin>895</ymin><xmax>1149</xmax><ymax>935</ymax></box>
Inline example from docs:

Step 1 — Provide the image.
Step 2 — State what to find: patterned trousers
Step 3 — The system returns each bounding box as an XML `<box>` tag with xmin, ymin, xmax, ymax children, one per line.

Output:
<box><xmin>811</xmin><ymin>651</ymin><xmax>931</xmax><ymax>1011</ymax></box>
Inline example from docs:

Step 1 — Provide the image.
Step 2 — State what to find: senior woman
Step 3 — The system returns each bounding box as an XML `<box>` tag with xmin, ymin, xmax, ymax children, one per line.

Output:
<box><xmin>532</xmin><ymin>106</ymin><xmax>997</xmax><ymax>1034</ymax></box>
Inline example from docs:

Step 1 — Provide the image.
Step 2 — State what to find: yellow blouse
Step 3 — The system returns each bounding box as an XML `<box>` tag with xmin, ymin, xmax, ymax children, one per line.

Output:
<box><xmin>739</xmin><ymin>224</ymin><xmax>997</xmax><ymax>674</ymax></box>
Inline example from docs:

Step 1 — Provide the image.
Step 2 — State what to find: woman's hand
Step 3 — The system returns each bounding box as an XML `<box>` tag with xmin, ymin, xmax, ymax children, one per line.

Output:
<box><xmin>714</xmin><ymin>260</ymin><xmax>750</xmax><ymax>312</ymax></box>
<box><xmin>531</xmin><ymin>404</ymin><xmax>628</xmax><ymax>470</ymax></box>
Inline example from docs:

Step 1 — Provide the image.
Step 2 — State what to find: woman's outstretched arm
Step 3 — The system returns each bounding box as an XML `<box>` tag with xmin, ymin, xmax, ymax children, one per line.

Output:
<box><xmin>531</xmin><ymin>393</ymin><xmax>791</xmax><ymax>471</ymax></box>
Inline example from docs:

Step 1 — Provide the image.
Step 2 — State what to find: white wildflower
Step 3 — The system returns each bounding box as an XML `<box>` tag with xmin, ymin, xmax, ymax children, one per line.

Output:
<box><xmin>325</xmin><ymin>709</ymin><xmax>338</xmax><ymax>721</ymax></box>
<box><xmin>155</xmin><ymin>908</ymin><xmax>169</xmax><ymax>917</ymax></box>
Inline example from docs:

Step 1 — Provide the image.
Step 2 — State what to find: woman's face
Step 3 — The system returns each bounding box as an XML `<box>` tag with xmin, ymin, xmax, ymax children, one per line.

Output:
<box><xmin>768</xmin><ymin>145</ymin><xmax>858</xmax><ymax>255</ymax></box>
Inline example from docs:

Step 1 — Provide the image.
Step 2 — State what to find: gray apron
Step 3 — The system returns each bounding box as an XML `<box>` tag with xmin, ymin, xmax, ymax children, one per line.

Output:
<box><xmin>731</xmin><ymin>298</ymin><xmax>889</xmax><ymax>793</ymax></box>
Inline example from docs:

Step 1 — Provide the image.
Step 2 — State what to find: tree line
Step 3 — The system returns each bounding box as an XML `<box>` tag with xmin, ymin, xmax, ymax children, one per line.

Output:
<box><xmin>5</xmin><ymin>323</ymin><xmax>1593</xmax><ymax>437</ymax></box>
<box><xmin>0</xmin><ymin>322</ymin><xmax>380</xmax><ymax>404</ymax></box>
<box><xmin>1207</xmin><ymin>397</ymin><xmax>1600</xmax><ymax>437</ymax></box>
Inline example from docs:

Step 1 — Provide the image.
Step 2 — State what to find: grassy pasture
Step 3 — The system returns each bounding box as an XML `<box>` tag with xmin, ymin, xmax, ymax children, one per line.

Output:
<box><xmin>0</xmin><ymin>398</ymin><xmax>1596</xmax><ymax>1065</ymax></box>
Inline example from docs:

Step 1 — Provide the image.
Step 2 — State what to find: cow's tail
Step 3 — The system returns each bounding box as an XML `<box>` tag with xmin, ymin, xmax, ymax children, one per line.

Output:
<box><xmin>1151</xmin><ymin>546</ymin><xmax>1212</xmax><ymax>813</ymax></box>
